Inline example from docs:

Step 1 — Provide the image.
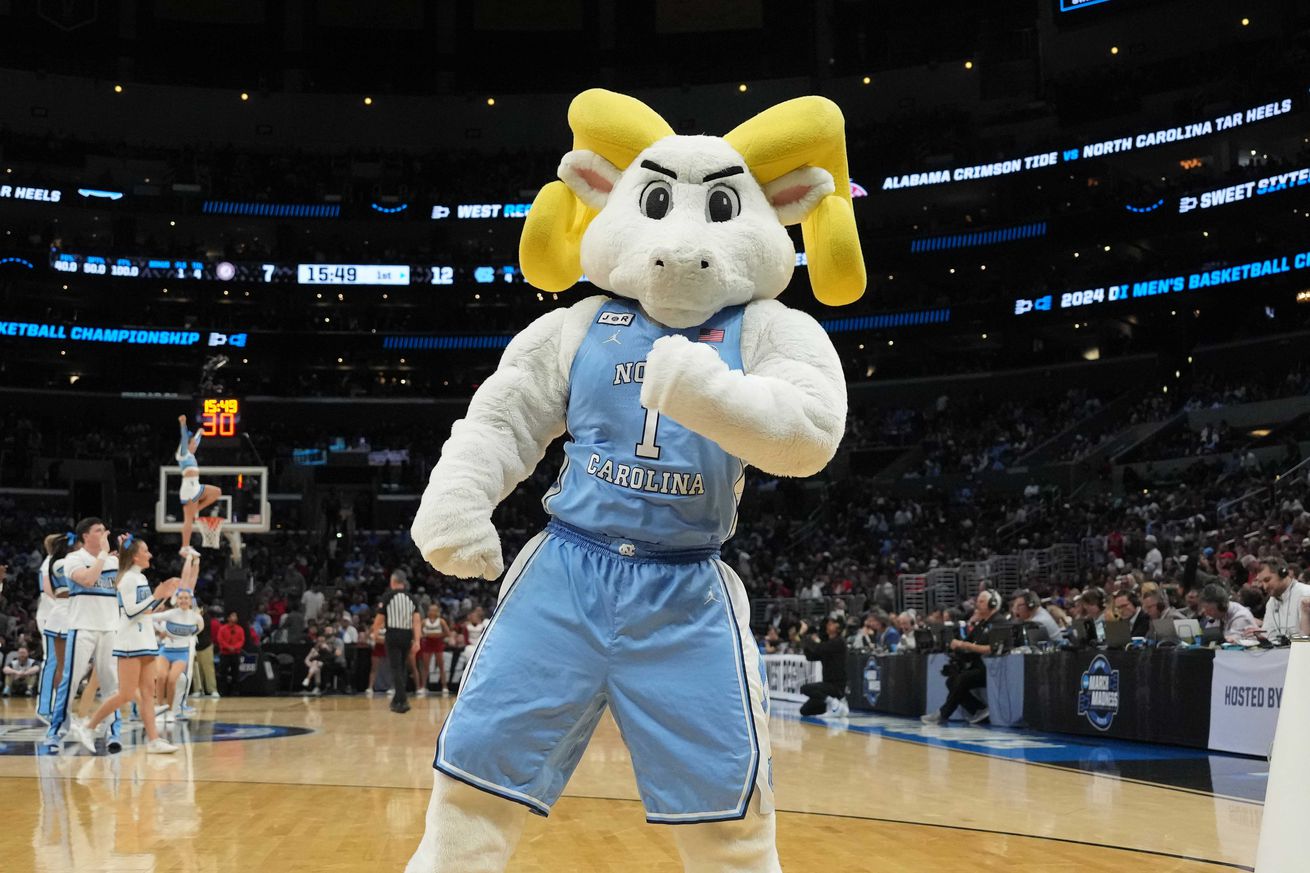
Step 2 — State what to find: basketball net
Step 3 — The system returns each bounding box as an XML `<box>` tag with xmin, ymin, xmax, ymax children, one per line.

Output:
<box><xmin>197</xmin><ymin>516</ymin><xmax>225</xmax><ymax>550</ymax></box>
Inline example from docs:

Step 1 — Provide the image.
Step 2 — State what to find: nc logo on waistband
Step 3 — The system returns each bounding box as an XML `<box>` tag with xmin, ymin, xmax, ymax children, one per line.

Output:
<box><xmin>597</xmin><ymin>311</ymin><xmax>634</xmax><ymax>327</ymax></box>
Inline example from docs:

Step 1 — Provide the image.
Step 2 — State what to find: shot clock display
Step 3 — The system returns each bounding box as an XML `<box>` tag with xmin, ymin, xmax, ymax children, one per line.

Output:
<box><xmin>199</xmin><ymin>397</ymin><xmax>242</xmax><ymax>441</ymax></box>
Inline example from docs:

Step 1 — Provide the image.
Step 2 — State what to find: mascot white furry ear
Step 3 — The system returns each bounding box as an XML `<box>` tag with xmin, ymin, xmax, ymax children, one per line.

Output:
<box><xmin>408</xmin><ymin>89</ymin><xmax>865</xmax><ymax>873</ymax></box>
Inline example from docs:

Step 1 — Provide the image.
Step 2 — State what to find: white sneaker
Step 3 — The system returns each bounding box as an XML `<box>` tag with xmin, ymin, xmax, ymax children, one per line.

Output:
<box><xmin>302</xmin><ymin>678</ymin><xmax>311</xmax><ymax>688</ymax></box>
<box><xmin>70</xmin><ymin>721</ymin><xmax>98</xmax><ymax>755</ymax></box>
<box><xmin>833</xmin><ymin>698</ymin><xmax>850</xmax><ymax>718</ymax></box>
<box><xmin>364</xmin><ymin>689</ymin><xmax>374</xmax><ymax>697</ymax></box>
<box><xmin>416</xmin><ymin>688</ymin><xmax>428</xmax><ymax>697</ymax></box>
<box><xmin>441</xmin><ymin>687</ymin><xmax>450</xmax><ymax>697</ymax></box>
<box><xmin>146</xmin><ymin>738</ymin><xmax>178</xmax><ymax>755</ymax></box>
<box><xmin>385</xmin><ymin>689</ymin><xmax>395</xmax><ymax>697</ymax></box>
<box><xmin>920</xmin><ymin>711</ymin><xmax>943</xmax><ymax>725</ymax></box>
<box><xmin>967</xmin><ymin>707</ymin><xmax>990</xmax><ymax>725</ymax></box>
<box><xmin>311</xmin><ymin>687</ymin><xmax>322</xmax><ymax>696</ymax></box>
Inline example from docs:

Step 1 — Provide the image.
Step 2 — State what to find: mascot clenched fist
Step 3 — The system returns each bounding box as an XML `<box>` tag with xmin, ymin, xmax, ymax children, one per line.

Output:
<box><xmin>407</xmin><ymin>89</ymin><xmax>864</xmax><ymax>873</ymax></box>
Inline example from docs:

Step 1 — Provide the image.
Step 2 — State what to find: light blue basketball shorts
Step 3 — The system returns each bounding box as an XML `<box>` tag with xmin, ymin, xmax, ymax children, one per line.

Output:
<box><xmin>434</xmin><ymin>521</ymin><xmax>773</xmax><ymax>824</ymax></box>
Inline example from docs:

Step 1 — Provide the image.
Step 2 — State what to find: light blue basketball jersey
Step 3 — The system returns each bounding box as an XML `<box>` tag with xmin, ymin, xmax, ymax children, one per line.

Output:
<box><xmin>543</xmin><ymin>299</ymin><xmax>747</xmax><ymax>549</ymax></box>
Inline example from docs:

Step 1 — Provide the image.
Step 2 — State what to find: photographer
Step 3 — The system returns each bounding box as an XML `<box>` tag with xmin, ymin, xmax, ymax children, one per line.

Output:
<box><xmin>799</xmin><ymin>616</ymin><xmax>848</xmax><ymax>717</ymax></box>
<box><xmin>921</xmin><ymin>590</ymin><xmax>1001</xmax><ymax>726</ymax></box>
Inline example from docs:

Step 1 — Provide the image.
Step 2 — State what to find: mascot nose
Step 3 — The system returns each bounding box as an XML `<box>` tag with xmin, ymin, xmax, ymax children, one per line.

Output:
<box><xmin>651</xmin><ymin>250</ymin><xmax>712</xmax><ymax>272</ymax></box>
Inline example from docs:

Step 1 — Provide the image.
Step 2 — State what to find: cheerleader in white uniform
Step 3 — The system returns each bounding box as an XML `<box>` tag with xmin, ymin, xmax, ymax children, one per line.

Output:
<box><xmin>70</xmin><ymin>535</ymin><xmax>189</xmax><ymax>755</ymax></box>
<box><xmin>35</xmin><ymin>533</ymin><xmax>73</xmax><ymax>723</ymax></box>
<box><xmin>153</xmin><ymin>588</ymin><xmax>204</xmax><ymax>722</ymax></box>
<box><xmin>177</xmin><ymin>415</ymin><xmax>223</xmax><ymax>557</ymax></box>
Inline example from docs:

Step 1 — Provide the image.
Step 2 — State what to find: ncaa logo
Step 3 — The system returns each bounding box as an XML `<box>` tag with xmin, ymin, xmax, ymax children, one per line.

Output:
<box><xmin>863</xmin><ymin>658</ymin><xmax>882</xmax><ymax>707</ymax></box>
<box><xmin>1077</xmin><ymin>654</ymin><xmax>1121</xmax><ymax>731</ymax></box>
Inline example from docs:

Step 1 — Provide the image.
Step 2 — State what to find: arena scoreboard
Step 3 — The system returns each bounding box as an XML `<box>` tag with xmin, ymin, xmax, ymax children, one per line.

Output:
<box><xmin>198</xmin><ymin>397</ymin><xmax>242</xmax><ymax>442</ymax></box>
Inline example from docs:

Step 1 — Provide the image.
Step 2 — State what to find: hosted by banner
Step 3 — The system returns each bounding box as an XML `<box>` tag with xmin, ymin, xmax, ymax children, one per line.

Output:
<box><xmin>1208</xmin><ymin>649</ymin><xmax>1289</xmax><ymax>757</ymax></box>
<box><xmin>763</xmin><ymin>654</ymin><xmax>822</xmax><ymax>703</ymax></box>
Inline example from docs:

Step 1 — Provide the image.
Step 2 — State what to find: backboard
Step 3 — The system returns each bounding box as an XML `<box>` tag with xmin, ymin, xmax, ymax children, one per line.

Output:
<box><xmin>156</xmin><ymin>466</ymin><xmax>271</xmax><ymax>533</ymax></box>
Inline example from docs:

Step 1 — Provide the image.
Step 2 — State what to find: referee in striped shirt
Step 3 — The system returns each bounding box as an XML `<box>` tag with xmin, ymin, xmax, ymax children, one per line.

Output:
<box><xmin>380</xmin><ymin>569</ymin><xmax>421</xmax><ymax>714</ymax></box>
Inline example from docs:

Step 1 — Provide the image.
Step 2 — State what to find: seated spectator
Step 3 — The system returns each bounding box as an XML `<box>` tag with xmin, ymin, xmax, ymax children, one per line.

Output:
<box><xmin>2</xmin><ymin>646</ymin><xmax>39</xmax><ymax>697</ymax></box>
<box><xmin>850</xmin><ymin>611</ymin><xmax>900</xmax><ymax>652</ymax></box>
<box><xmin>1237</xmin><ymin>586</ymin><xmax>1266</xmax><ymax>622</ymax></box>
<box><xmin>1198</xmin><ymin>584</ymin><xmax>1258</xmax><ymax>642</ymax></box>
<box><xmin>1142</xmin><ymin>590</ymin><xmax>1185</xmax><ymax>628</ymax></box>
<box><xmin>1009</xmin><ymin>589</ymin><xmax>1061</xmax><ymax>640</ymax></box>
<box><xmin>921</xmin><ymin>590</ymin><xmax>1000</xmax><ymax>726</ymax></box>
<box><xmin>1112</xmin><ymin>591</ymin><xmax>1151</xmax><ymax>638</ymax></box>
<box><xmin>1251</xmin><ymin>559</ymin><xmax>1310</xmax><ymax>638</ymax></box>
<box><xmin>1079</xmin><ymin>587</ymin><xmax>1107</xmax><ymax>629</ymax></box>
<box><xmin>894</xmin><ymin>612</ymin><xmax>918</xmax><ymax>650</ymax></box>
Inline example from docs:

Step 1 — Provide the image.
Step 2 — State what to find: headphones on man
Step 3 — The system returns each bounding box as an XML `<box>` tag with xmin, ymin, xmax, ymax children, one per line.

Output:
<box><xmin>1014</xmin><ymin>589</ymin><xmax>1039</xmax><ymax>611</ymax></box>
<box><xmin>979</xmin><ymin>589</ymin><xmax>1002</xmax><ymax>611</ymax></box>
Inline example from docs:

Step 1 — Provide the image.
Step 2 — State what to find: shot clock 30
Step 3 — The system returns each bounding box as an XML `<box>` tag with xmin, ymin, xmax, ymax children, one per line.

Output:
<box><xmin>199</xmin><ymin>397</ymin><xmax>241</xmax><ymax>440</ymax></box>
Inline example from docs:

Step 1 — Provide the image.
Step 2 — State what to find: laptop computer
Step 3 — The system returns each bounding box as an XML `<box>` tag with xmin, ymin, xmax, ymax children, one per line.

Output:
<box><xmin>914</xmin><ymin>628</ymin><xmax>937</xmax><ymax>652</ymax></box>
<box><xmin>1201</xmin><ymin>625</ymin><xmax>1224</xmax><ymax>645</ymax></box>
<box><xmin>987</xmin><ymin>623</ymin><xmax>1019</xmax><ymax>653</ymax></box>
<box><xmin>1066</xmin><ymin>618</ymin><xmax>1100</xmax><ymax>650</ymax></box>
<box><xmin>1151</xmin><ymin>618</ymin><xmax>1181</xmax><ymax>643</ymax></box>
<box><xmin>1102</xmin><ymin>620</ymin><xmax>1132</xmax><ymax>650</ymax></box>
<box><xmin>1173</xmin><ymin>618</ymin><xmax>1203</xmax><ymax>644</ymax></box>
<box><xmin>1021</xmin><ymin>621</ymin><xmax>1051</xmax><ymax>647</ymax></box>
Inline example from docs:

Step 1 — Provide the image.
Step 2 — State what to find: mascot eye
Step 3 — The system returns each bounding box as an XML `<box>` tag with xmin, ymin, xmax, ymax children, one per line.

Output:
<box><xmin>705</xmin><ymin>186</ymin><xmax>741</xmax><ymax>223</ymax></box>
<box><xmin>640</xmin><ymin>181</ymin><xmax>672</xmax><ymax>220</ymax></box>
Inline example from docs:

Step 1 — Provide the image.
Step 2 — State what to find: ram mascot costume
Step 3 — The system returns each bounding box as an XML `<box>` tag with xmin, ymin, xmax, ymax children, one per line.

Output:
<box><xmin>407</xmin><ymin>89</ymin><xmax>864</xmax><ymax>872</ymax></box>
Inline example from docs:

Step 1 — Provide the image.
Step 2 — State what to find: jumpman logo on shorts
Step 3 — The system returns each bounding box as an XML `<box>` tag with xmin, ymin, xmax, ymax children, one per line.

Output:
<box><xmin>602</xmin><ymin>331</ymin><xmax>622</xmax><ymax>345</ymax></box>
<box><xmin>704</xmin><ymin>587</ymin><xmax>719</xmax><ymax>605</ymax></box>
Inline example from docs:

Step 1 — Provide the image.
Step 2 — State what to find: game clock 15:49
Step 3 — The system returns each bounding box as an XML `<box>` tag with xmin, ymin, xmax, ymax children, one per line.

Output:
<box><xmin>198</xmin><ymin>397</ymin><xmax>241</xmax><ymax>441</ymax></box>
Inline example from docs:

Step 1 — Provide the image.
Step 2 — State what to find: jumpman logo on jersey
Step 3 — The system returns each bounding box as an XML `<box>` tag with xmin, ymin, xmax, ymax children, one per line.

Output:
<box><xmin>704</xmin><ymin>586</ymin><xmax>719</xmax><ymax>605</ymax></box>
<box><xmin>602</xmin><ymin>331</ymin><xmax>622</xmax><ymax>345</ymax></box>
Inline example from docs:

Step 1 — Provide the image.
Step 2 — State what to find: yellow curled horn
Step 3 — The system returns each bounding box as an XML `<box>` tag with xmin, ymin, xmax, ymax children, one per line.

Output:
<box><xmin>520</xmin><ymin>89</ymin><xmax>674</xmax><ymax>292</ymax></box>
<box><xmin>725</xmin><ymin>97</ymin><xmax>866</xmax><ymax>306</ymax></box>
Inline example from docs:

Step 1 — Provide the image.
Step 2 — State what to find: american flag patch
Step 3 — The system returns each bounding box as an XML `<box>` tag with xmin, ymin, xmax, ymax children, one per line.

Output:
<box><xmin>697</xmin><ymin>328</ymin><xmax>725</xmax><ymax>343</ymax></box>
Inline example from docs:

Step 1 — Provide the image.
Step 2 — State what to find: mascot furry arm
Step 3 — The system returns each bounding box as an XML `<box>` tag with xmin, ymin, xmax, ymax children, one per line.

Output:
<box><xmin>412</xmin><ymin>89</ymin><xmax>864</xmax><ymax>581</ymax></box>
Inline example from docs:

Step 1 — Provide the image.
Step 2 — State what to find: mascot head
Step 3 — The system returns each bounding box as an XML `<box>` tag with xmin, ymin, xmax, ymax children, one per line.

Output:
<box><xmin>520</xmin><ymin>89</ymin><xmax>865</xmax><ymax>328</ymax></box>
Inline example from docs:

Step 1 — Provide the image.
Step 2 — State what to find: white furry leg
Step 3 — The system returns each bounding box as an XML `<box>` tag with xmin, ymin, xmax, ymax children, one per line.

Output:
<box><xmin>671</xmin><ymin>810</ymin><xmax>782</xmax><ymax>873</ymax></box>
<box><xmin>405</xmin><ymin>770</ymin><xmax>528</xmax><ymax>873</ymax></box>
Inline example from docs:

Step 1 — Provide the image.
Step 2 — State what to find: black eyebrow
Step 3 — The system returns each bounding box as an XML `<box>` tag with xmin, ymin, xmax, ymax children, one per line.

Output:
<box><xmin>640</xmin><ymin>159</ymin><xmax>677</xmax><ymax>179</ymax></box>
<box><xmin>702</xmin><ymin>165</ymin><xmax>744</xmax><ymax>183</ymax></box>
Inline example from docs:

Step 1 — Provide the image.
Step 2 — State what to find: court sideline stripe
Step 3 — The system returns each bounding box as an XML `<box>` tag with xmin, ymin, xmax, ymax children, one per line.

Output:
<box><xmin>0</xmin><ymin>776</ymin><xmax>1251</xmax><ymax>871</ymax></box>
<box><xmin>790</xmin><ymin>712</ymin><xmax>1266</xmax><ymax>807</ymax></box>
<box><xmin>551</xmin><ymin>795</ymin><xmax>1255</xmax><ymax>872</ymax></box>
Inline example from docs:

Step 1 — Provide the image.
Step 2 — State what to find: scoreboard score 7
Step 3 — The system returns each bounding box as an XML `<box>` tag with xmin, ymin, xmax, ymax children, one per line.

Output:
<box><xmin>199</xmin><ymin>397</ymin><xmax>241</xmax><ymax>439</ymax></box>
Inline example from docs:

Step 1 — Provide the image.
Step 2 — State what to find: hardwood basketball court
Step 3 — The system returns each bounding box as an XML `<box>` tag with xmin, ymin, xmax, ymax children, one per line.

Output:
<box><xmin>0</xmin><ymin>695</ymin><xmax>1260</xmax><ymax>872</ymax></box>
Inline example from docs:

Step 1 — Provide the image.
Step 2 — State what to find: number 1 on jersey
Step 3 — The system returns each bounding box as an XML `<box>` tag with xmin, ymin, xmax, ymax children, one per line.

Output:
<box><xmin>635</xmin><ymin>406</ymin><xmax>662</xmax><ymax>460</ymax></box>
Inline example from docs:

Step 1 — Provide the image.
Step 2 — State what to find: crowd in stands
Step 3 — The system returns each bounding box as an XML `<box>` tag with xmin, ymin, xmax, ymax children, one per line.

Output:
<box><xmin>3</xmin><ymin>414</ymin><xmax>1309</xmax><ymax>696</ymax></box>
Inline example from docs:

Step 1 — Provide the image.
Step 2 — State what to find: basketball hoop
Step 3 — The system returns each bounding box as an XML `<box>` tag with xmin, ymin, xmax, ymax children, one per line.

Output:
<box><xmin>198</xmin><ymin>516</ymin><xmax>225</xmax><ymax>550</ymax></box>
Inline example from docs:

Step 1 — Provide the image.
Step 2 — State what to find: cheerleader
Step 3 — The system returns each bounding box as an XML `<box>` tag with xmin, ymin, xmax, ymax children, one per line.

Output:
<box><xmin>70</xmin><ymin>535</ymin><xmax>191</xmax><ymax>755</ymax></box>
<box><xmin>35</xmin><ymin>532</ymin><xmax>72</xmax><ymax>723</ymax></box>
<box><xmin>419</xmin><ymin>604</ymin><xmax>450</xmax><ymax>696</ymax></box>
<box><xmin>152</xmin><ymin>587</ymin><xmax>204</xmax><ymax>722</ymax></box>
<box><xmin>176</xmin><ymin>414</ymin><xmax>223</xmax><ymax>557</ymax></box>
